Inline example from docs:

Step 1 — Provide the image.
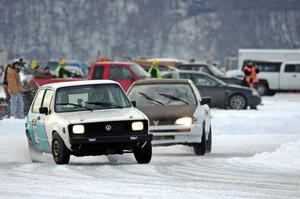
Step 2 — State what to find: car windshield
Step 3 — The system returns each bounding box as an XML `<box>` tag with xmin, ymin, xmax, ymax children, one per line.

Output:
<box><xmin>128</xmin><ymin>83</ymin><xmax>196</xmax><ymax>106</ymax></box>
<box><xmin>177</xmin><ymin>64</ymin><xmax>207</xmax><ymax>71</ymax></box>
<box><xmin>55</xmin><ymin>84</ymin><xmax>131</xmax><ymax>112</ymax></box>
<box><xmin>129</xmin><ymin>64</ymin><xmax>150</xmax><ymax>78</ymax></box>
<box><xmin>208</xmin><ymin>65</ymin><xmax>224</xmax><ymax>77</ymax></box>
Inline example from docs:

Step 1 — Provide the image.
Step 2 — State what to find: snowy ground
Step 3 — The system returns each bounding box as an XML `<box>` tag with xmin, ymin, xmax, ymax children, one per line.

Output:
<box><xmin>0</xmin><ymin>93</ymin><xmax>300</xmax><ymax>198</ymax></box>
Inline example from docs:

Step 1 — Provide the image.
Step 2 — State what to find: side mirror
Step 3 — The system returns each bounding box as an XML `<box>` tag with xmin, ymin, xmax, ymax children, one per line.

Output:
<box><xmin>39</xmin><ymin>107</ymin><xmax>48</xmax><ymax>115</ymax></box>
<box><xmin>131</xmin><ymin>101</ymin><xmax>137</xmax><ymax>107</ymax></box>
<box><xmin>200</xmin><ymin>97</ymin><xmax>211</xmax><ymax>105</ymax></box>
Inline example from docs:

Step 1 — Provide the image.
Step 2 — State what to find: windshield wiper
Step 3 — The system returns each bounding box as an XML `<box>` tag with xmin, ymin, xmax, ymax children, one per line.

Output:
<box><xmin>56</xmin><ymin>103</ymin><xmax>94</xmax><ymax>111</ymax></box>
<box><xmin>158</xmin><ymin>93</ymin><xmax>189</xmax><ymax>105</ymax></box>
<box><xmin>139</xmin><ymin>92</ymin><xmax>164</xmax><ymax>105</ymax></box>
<box><xmin>85</xmin><ymin>101</ymin><xmax>123</xmax><ymax>108</ymax></box>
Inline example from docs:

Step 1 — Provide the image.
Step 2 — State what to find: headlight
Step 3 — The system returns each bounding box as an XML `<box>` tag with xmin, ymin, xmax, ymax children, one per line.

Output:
<box><xmin>132</xmin><ymin>121</ymin><xmax>144</xmax><ymax>131</ymax></box>
<box><xmin>72</xmin><ymin>125</ymin><xmax>85</xmax><ymax>134</ymax></box>
<box><xmin>175</xmin><ymin>117</ymin><xmax>193</xmax><ymax>126</ymax></box>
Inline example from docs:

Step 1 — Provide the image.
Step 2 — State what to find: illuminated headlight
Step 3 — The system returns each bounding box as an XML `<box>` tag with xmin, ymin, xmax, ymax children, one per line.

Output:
<box><xmin>72</xmin><ymin>125</ymin><xmax>85</xmax><ymax>134</ymax></box>
<box><xmin>175</xmin><ymin>117</ymin><xmax>193</xmax><ymax>126</ymax></box>
<box><xmin>132</xmin><ymin>121</ymin><xmax>144</xmax><ymax>131</ymax></box>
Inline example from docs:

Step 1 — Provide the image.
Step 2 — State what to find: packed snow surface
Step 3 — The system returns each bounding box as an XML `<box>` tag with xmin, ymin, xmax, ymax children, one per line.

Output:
<box><xmin>0</xmin><ymin>93</ymin><xmax>300</xmax><ymax>198</ymax></box>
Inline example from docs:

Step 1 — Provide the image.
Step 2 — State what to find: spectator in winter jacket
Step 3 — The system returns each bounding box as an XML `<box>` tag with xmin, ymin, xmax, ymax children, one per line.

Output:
<box><xmin>243</xmin><ymin>61</ymin><xmax>260</xmax><ymax>88</ymax></box>
<box><xmin>55</xmin><ymin>59</ymin><xmax>73</xmax><ymax>78</ymax></box>
<box><xmin>148</xmin><ymin>59</ymin><xmax>161</xmax><ymax>78</ymax></box>
<box><xmin>6</xmin><ymin>60</ymin><xmax>24</xmax><ymax>119</ymax></box>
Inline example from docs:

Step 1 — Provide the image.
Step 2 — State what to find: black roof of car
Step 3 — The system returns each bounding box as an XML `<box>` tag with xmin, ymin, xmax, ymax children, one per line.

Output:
<box><xmin>133</xmin><ymin>79</ymin><xmax>190</xmax><ymax>85</ymax></box>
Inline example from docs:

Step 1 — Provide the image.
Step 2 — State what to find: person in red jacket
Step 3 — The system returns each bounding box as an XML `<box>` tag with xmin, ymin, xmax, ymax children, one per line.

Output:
<box><xmin>243</xmin><ymin>61</ymin><xmax>260</xmax><ymax>88</ymax></box>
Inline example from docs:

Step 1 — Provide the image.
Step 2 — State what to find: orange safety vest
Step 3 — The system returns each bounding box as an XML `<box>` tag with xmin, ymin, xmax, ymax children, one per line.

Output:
<box><xmin>244</xmin><ymin>65</ymin><xmax>259</xmax><ymax>84</ymax></box>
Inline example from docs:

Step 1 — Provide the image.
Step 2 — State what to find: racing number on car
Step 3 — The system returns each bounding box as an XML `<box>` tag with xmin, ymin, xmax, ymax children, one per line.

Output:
<box><xmin>32</xmin><ymin>119</ymin><xmax>40</xmax><ymax>144</ymax></box>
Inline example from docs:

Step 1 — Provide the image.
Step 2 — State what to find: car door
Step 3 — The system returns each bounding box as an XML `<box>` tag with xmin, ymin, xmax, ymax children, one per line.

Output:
<box><xmin>280</xmin><ymin>63</ymin><xmax>300</xmax><ymax>90</ymax></box>
<box><xmin>108</xmin><ymin>65</ymin><xmax>135</xmax><ymax>91</ymax></box>
<box><xmin>37</xmin><ymin>89</ymin><xmax>54</xmax><ymax>152</ymax></box>
<box><xmin>190</xmin><ymin>74</ymin><xmax>227</xmax><ymax>108</ymax></box>
<box><xmin>29</xmin><ymin>89</ymin><xmax>46</xmax><ymax>151</ymax></box>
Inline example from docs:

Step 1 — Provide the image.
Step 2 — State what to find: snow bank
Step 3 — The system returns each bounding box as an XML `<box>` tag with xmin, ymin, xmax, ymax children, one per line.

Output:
<box><xmin>212</xmin><ymin>94</ymin><xmax>300</xmax><ymax>134</ymax></box>
<box><xmin>248</xmin><ymin>139</ymin><xmax>300</xmax><ymax>170</ymax></box>
<box><xmin>0</xmin><ymin>118</ymin><xmax>30</xmax><ymax>164</ymax></box>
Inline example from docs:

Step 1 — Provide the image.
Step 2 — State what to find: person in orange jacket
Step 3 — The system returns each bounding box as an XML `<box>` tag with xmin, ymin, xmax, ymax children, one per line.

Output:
<box><xmin>243</xmin><ymin>61</ymin><xmax>259</xmax><ymax>88</ymax></box>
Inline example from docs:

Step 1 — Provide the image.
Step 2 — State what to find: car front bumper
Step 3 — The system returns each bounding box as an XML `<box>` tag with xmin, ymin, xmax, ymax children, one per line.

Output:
<box><xmin>69</xmin><ymin>134</ymin><xmax>152</xmax><ymax>156</ymax></box>
<box><xmin>69</xmin><ymin>134</ymin><xmax>152</xmax><ymax>145</ymax></box>
<box><xmin>149</xmin><ymin>124</ymin><xmax>203</xmax><ymax>146</ymax></box>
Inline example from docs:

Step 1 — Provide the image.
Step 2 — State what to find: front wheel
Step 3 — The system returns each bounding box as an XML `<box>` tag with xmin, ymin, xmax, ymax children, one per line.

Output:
<box><xmin>229</xmin><ymin>94</ymin><xmax>247</xmax><ymax>110</ymax></box>
<box><xmin>52</xmin><ymin>133</ymin><xmax>70</xmax><ymax>165</ymax></box>
<box><xmin>134</xmin><ymin>141</ymin><xmax>152</xmax><ymax>164</ymax></box>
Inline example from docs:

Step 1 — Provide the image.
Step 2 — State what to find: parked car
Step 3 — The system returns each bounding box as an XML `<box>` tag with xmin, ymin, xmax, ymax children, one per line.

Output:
<box><xmin>25</xmin><ymin>80</ymin><xmax>152</xmax><ymax>164</ymax></box>
<box><xmin>90</xmin><ymin>61</ymin><xmax>150</xmax><ymax>91</ymax></box>
<box><xmin>176</xmin><ymin>63</ymin><xmax>244</xmax><ymax>85</ymax></box>
<box><xmin>65</xmin><ymin>60</ymin><xmax>88</xmax><ymax>77</ymax></box>
<box><xmin>165</xmin><ymin>70</ymin><xmax>261</xmax><ymax>109</ymax></box>
<box><xmin>65</xmin><ymin>66</ymin><xmax>85</xmax><ymax>78</ymax></box>
<box><xmin>127</xmin><ymin>79</ymin><xmax>212</xmax><ymax>155</ymax></box>
<box><xmin>47</xmin><ymin>60</ymin><xmax>88</xmax><ymax>77</ymax></box>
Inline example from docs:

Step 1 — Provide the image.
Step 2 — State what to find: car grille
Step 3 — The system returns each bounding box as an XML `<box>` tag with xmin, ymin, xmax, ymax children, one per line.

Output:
<box><xmin>69</xmin><ymin>120</ymin><xmax>148</xmax><ymax>138</ymax></box>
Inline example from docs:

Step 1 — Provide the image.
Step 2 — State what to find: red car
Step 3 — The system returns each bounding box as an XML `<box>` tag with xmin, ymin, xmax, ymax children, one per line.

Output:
<box><xmin>90</xmin><ymin>62</ymin><xmax>149</xmax><ymax>91</ymax></box>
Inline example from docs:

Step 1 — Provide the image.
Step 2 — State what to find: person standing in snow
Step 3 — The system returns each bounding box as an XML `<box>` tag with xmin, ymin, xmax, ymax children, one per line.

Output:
<box><xmin>243</xmin><ymin>61</ymin><xmax>260</xmax><ymax>88</ymax></box>
<box><xmin>6</xmin><ymin>59</ymin><xmax>24</xmax><ymax>119</ymax></box>
<box><xmin>148</xmin><ymin>59</ymin><xmax>161</xmax><ymax>78</ymax></box>
<box><xmin>55</xmin><ymin>59</ymin><xmax>73</xmax><ymax>78</ymax></box>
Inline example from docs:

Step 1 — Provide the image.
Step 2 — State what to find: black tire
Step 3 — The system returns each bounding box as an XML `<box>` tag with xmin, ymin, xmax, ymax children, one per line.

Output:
<box><xmin>52</xmin><ymin>133</ymin><xmax>70</xmax><ymax>165</ymax></box>
<box><xmin>229</xmin><ymin>94</ymin><xmax>247</xmax><ymax>110</ymax></box>
<box><xmin>134</xmin><ymin>141</ymin><xmax>152</xmax><ymax>164</ymax></box>
<box><xmin>206</xmin><ymin>127</ymin><xmax>212</xmax><ymax>153</ymax></box>
<box><xmin>194</xmin><ymin>126</ymin><xmax>206</xmax><ymax>156</ymax></box>
<box><xmin>26</xmin><ymin>132</ymin><xmax>42</xmax><ymax>163</ymax></box>
<box><xmin>250</xmin><ymin>105</ymin><xmax>257</xmax><ymax>110</ymax></box>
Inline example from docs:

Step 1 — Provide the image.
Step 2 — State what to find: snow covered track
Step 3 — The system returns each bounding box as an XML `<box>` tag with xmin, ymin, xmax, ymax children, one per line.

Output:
<box><xmin>0</xmin><ymin>94</ymin><xmax>300</xmax><ymax>198</ymax></box>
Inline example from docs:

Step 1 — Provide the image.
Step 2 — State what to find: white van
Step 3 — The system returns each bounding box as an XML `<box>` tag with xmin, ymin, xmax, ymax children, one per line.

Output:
<box><xmin>228</xmin><ymin>49</ymin><xmax>300</xmax><ymax>95</ymax></box>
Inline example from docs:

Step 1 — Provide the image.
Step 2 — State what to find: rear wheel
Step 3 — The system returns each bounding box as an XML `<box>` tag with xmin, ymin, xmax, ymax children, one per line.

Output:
<box><xmin>229</xmin><ymin>94</ymin><xmax>247</xmax><ymax>109</ymax></box>
<box><xmin>134</xmin><ymin>141</ymin><xmax>152</xmax><ymax>164</ymax></box>
<box><xmin>52</xmin><ymin>133</ymin><xmax>70</xmax><ymax>165</ymax></box>
<box><xmin>194</xmin><ymin>126</ymin><xmax>206</xmax><ymax>156</ymax></box>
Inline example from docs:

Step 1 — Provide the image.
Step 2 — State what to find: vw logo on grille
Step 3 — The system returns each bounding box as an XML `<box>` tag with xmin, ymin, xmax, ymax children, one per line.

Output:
<box><xmin>105</xmin><ymin>124</ymin><xmax>112</xmax><ymax>131</ymax></box>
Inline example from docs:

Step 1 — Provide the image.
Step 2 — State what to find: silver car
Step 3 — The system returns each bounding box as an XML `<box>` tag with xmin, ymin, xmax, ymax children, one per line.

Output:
<box><xmin>127</xmin><ymin>79</ymin><xmax>212</xmax><ymax>155</ymax></box>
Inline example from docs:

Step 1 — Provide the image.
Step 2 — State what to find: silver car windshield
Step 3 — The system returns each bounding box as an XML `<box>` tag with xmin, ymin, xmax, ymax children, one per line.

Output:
<box><xmin>55</xmin><ymin>84</ymin><xmax>131</xmax><ymax>112</ymax></box>
<box><xmin>128</xmin><ymin>84</ymin><xmax>197</xmax><ymax>106</ymax></box>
